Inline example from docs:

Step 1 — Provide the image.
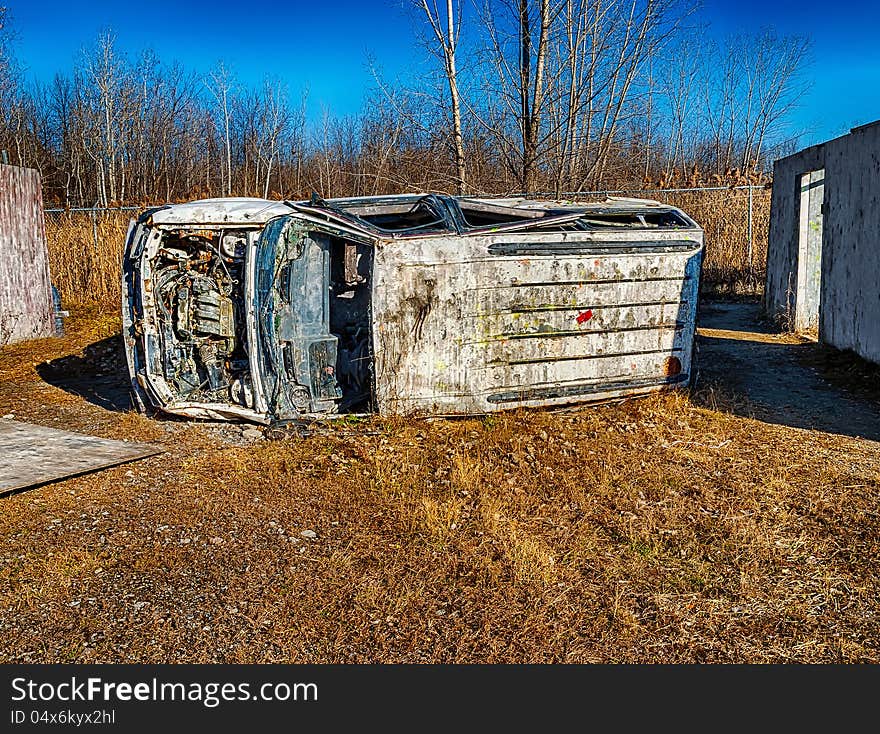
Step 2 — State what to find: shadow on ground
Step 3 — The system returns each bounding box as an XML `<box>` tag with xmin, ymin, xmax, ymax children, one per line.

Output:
<box><xmin>37</xmin><ymin>336</ymin><xmax>132</xmax><ymax>412</ymax></box>
<box><xmin>694</xmin><ymin>301</ymin><xmax>880</xmax><ymax>441</ymax></box>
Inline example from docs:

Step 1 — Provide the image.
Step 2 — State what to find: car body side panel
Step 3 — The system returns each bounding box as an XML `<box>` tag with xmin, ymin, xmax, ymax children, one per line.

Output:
<box><xmin>371</xmin><ymin>230</ymin><xmax>703</xmax><ymax>414</ymax></box>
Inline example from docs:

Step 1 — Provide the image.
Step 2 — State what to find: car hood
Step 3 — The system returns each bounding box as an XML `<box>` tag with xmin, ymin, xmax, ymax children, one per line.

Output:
<box><xmin>148</xmin><ymin>198</ymin><xmax>293</xmax><ymax>225</ymax></box>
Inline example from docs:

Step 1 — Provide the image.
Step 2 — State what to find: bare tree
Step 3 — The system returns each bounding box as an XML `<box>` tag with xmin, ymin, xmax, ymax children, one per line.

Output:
<box><xmin>0</xmin><ymin>7</ymin><xmax>812</xmax><ymax>206</ymax></box>
<box><xmin>255</xmin><ymin>78</ymin><xmax>293</xmax><ymax>198</ymax></box>
<box><xmin>518</xmin><ymin>0</ymin><xmax>553</xmax><ymax>192</ymax></box>
<box><xmin>472</xmin><ymin>0</ymin><xmax>686</xmax><ymax>193</ymax></box>
<box><xmin>696</xmin><ymin>30</ymin><xmax>810</xmax><ymax>177</ymax></box>
<box><xmin>80</xmin><ymin>31</ymin><xmax>128</xmax><ymax>206</ymax></box>
<box><xmin>474</xmin><ymin>0</ymin><xmax>559</xmax><ymax>192</ymax></box>
<box><xmin>659</xmin><ymin>32</ymin><xmax>702</xmax><ymax>178</ymax></box>
<box><xmin>0</xmin><ymin>6</ymin><xmax>13</xmax><ymax>103</ymax></box>
<box><xmin>739</xmin><ymin>30</ymin><xmax>810</xmax><ymax>172</ymax></box>
<box><xmin>573</xmin><ymin>0</ymin><xmax>684</xmax><ymax>188</ymax></box>
<box><xmin>415</xmin><ymin>0</ymin><xmax>468</xmax><ymax>193</ymax></box>
<box><xmin>205</xmin><ymin>62</ymin><xmax>236</xmax><ymax>196</ymax></box>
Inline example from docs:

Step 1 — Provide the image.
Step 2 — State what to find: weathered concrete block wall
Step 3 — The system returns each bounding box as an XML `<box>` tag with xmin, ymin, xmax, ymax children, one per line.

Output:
<box><xmin>0</xmin><ymin>164</ymin><xmax>54</xmax><ymax>344</ymax></box>
<box><xmin>764</xmin><ymin>144</ymin><xmax>825</xmax><ymax>323</ymax></box>
<box><xmin>766</xmin><ymin>121</ymin><xmax>880</xmax><ymax>364</ymax></box>
<box><xmin>820</xmin><ymin>123</ymin><xmax>880</xmax><ymax>362</ymax></box>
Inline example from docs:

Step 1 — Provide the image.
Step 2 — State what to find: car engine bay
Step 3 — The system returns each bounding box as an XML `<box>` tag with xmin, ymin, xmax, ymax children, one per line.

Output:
<box><xmin>152</xmin><ymin>228</ymin><xmax>255</xmax><ymax>409</ymax></box>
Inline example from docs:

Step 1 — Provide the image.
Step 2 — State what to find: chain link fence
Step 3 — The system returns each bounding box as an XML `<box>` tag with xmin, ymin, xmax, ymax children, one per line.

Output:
<box><xmin>43</xmin><ymin>186</ymin><xmax>770</xmax><ymax>310</ymax></box>
<box><xmin>547</xmin><ymin>185</ymin><xmax>771</xmax><ymax>294</ymax></box>
<box><xmin>43</xmin><ymin>207</ymin><xmax>137</xmax><ymax>311</ymax></box>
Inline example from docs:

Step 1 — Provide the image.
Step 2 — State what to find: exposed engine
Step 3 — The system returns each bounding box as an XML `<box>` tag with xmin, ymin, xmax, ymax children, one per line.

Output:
<box><xmin>152</xmin><ymin>229</ymin><xmax>254</xmax><ymax>408</ymax></box>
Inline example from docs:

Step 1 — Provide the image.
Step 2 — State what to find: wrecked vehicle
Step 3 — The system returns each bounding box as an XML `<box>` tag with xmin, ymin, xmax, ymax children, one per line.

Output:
<box><xmin>121</xmin><ymin>194</ymin><xmax>703</xmax><ymax>423</ymax></box>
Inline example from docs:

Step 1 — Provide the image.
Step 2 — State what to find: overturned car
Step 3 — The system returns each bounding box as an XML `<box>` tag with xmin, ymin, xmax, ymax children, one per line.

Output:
<box><xmin>121</xmin><ymin>194</ymin><xmax>703</xmax><ymax>423</ymax></box>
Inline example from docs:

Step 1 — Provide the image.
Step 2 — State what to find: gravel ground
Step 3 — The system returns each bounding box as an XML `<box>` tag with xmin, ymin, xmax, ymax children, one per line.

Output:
<box><xmin>1</xmin><ymin>304</ymin><xmax>878</xmax><ymax>663</ymax></box>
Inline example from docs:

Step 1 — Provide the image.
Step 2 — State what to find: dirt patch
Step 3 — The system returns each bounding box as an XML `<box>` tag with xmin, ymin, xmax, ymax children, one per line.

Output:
<box><xmin>0</xmin><ymin>304</ymin><xmax>878</xmax><ymax>663</ymax></box>
<box><xmin>695</xmin><ymin>301</ymin><xmax>880</xmax><ymax>441</ymax></box>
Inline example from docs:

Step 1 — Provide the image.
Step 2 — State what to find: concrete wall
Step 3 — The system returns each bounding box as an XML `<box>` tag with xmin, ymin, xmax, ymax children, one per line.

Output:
<box><xmin>765</xmin><ymin>121</ymin><xmax>880</xmax><ymax>364</ymax></box>
<box><xmin>821</xmin><ymin>123</ymin><xmax>880</xmax><ymax>362</ymax></box>
<box><xmin>764</xmin><ymin>143</ymin><xmax>825</xmax><ymax>325</ymax></box>
<box><xmin>0</xmin><ymin>164</ymin><xmax>54</xmax><ymax>344</ymax></box>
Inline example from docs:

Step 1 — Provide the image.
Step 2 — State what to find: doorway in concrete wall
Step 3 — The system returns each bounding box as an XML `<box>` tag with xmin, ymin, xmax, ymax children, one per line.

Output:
<box><xmin>795</xmin><ymin>169</ymin><xmax>825</xmax><ymax>333</ymax></box>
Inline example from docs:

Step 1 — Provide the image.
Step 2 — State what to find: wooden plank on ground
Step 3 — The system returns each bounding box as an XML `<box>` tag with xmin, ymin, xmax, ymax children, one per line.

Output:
<box><xmin>0</xmin><ymin>419</ymin><xmax>161</xmax><ymax>495</ymax></box>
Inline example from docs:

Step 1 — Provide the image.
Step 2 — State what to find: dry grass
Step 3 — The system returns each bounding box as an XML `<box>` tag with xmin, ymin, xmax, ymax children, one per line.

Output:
<box><xmin>576</xmin><ymin>188</ymin><xmax>771</xmax><ymax>295</ymax></box>
<box><xmin>43</xmin><ymin>189</ymin><xmax>771</xmax><ymax>311</ymax></box>
<box><xmin>0</xmin><ymin>307</ymin><xmax>878</xmax><ymax>663</ymax></box>
<box><xmin>655</xmin><ymin>188</ymin><xmax>770</xmax><ymax>295</ymax></box>
<box><xmin>45</xmin><ymin>210</ymin><xmax>132</xmax><ymax>311</ymax></box>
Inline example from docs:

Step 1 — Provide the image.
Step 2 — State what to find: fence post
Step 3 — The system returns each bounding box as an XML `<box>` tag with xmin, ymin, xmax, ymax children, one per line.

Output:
<box><xmin>90</xmin><ymin>209</ymin><xmax>99</xmax><ymax>253</ymax></box>
<box><xmin>747</xmin><ymin>186</ymin><xmax>754</xmax><ymax>270</ymax></box>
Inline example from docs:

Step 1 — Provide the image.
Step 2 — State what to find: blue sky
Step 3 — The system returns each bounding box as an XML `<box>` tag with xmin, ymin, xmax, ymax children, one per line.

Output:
<box><xmin>4</xmin><ymin>0</ymin><xmax>879</xmax><ymax>145</ymax></box>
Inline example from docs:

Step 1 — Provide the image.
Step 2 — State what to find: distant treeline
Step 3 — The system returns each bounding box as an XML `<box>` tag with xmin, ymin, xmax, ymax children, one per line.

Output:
<box><xmin>0</xmin><ymin>2</ymin><xmax>809</xmax><ymax>206</ymax></box>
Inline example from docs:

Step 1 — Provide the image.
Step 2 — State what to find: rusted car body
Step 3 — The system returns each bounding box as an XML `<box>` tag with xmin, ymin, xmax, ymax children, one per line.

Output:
<box><xmin>121</xmin><ymin>194</ymin><xmax>703</xmax><ymax>423</ymax></box>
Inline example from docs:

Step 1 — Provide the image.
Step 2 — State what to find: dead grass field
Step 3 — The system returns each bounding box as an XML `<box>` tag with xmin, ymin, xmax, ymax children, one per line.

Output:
<box><xmin>1</xmin><ymin>306</ymin><xmax>878</xmax><ymax>663</ymax></box>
